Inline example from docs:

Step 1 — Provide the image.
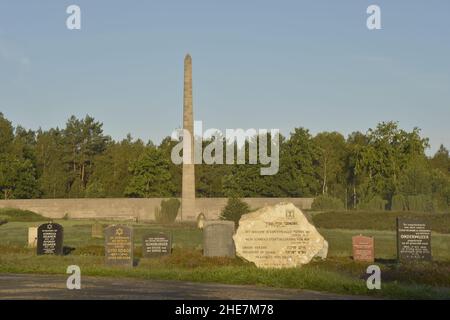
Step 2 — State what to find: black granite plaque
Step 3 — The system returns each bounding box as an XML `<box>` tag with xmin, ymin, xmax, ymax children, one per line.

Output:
<box><xmin>397</xmin><ymin>217</ymin><xmax>432</xmax><ymax>261</ymax></box>
<box><xmin>104</xmin><ymin>225</ymin><xmax>133</xmax><ymax>267</ymax></box>
<box><xmin>142</xmin><ymin>233</ymin><xmax>172</xmax><ymax>258</ymax></box>
<box><xmin>37</xmin><ymin>222</ymin><xmax>64</xmax><ymax>255</ymax></box>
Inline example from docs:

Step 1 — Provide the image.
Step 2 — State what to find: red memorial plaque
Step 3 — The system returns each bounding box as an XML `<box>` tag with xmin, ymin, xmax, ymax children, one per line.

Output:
<box><xmin>352</xmin><ymin>235</ymin><xmax>374</xmax><ymax>262</ymax></box>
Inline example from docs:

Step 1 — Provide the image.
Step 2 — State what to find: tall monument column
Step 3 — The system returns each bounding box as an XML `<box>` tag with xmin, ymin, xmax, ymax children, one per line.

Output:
<box><xmin>181</xmin><ymin>54</ymin><xmax>196</xmax><ymax>220</ymax></box>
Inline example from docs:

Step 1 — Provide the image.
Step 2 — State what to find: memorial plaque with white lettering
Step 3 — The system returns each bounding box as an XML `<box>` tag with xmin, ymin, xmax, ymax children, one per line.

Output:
<box><xmin>352</xmin><ymin>235</ymin><xmax>374</xmax><ymax>262</ymax></box>
<box><xmin>104</xmin><ymin>225</ymin><xmax>133</xmax><ymax>267</ymax></box>
<box><xmin>37</xmin><ymin>222</ymin><xmax>64</xmax><ymax>255</ymax></box>
<box><xmin>142</xmin><ymin>233</ymin><xmax>172</xmax><ymax>258</ymax></box>
<box><xmin>397</xmin><ymin>218</ymin><xmax>432</xmax><ymax>262</ymax></box>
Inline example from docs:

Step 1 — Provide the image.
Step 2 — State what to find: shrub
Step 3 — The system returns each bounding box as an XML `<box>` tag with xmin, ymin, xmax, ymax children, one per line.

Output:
<box><xmin>220</xmin><ymin>197</ymin><xmax>250</xmax><ymax>227</ymax></box>
<box><xmin>311</xmin><ymin>195</ymin><xmax>345</xmax><ymax>211</ymax></box>
<box><xmin>435</xmin><ymin>196</ymin><xmax>450</xmax><ymax>213</ymax></box>
<box><xmin>359</xmin><ymin>196</ymin><xmax>387</xmax><ymax>211</ymax></box>
<box><xmin>155</xmin><ymin>198</ymin><xmax>180</xmax><ymax>223</ymax></box>
<box><xmin>84</xmin><ymin>180</ymin><xmax>106</xmax><ymax>198</ymax></box>
<box><xmin>391</xmin><ymin>194</ymin><xmax>408</xmax><ymax>211</ymax></box>
<box><xmin>407</xmin><ymin>195</ymin><xmax>435</xmax><ymax>213</ymax></box>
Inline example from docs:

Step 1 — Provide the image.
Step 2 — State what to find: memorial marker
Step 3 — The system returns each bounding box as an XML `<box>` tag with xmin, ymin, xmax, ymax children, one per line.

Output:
<box><xmin>92</xmin><ymin>222</ymin><xmax>103</xmax><ymax>239</ymax></box>
<box><xmin>397</xmin><ymin>217</ymin><xmax>432</xmax><ymax>261</ymax></box>
<box><xmin>28</xmin><ymin>227</ymin><xmax>38</xmax><ymax>248</ymax></box>
<box><xmin>104</xmin><ymin>225</ymin><xmax>133</xmax><ymax>267</ymax></box>
<box><xmin>233</xmin><ymin>203</ymin><xmax>328</xmax><ymax>268</ymax></box>
<box><xmin>181</xmin><ymin>54</ymin><xmax>196</xmax><ymax>220</ymax></box>
<box><xmin>142</xmin><ymin>233</ymin><xmax>172</xmax><ymax>258</ymax></box>
<box><xmin>352</xmin><ymin>235</ymin><xmax>374</xmax><ymax>262</ymax></box>
<box><xmin>203</xmin><ymin>221</ymin><xmax>235</xmax><ymax>258</ymax></box>
<box><xmin>37</xmin><ymin>222</ymin><xmax>64</xmax><ymax>255</ymax></box>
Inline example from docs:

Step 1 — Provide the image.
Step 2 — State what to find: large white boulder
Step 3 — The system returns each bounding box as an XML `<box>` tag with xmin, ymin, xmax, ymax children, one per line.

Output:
<box><xmin>233</xmin><ymin>202</ymin><xmax>328</xmax><ymax>268</ymax></box>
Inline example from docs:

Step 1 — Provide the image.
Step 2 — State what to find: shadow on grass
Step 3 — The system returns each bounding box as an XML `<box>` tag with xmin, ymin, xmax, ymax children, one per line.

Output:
<box><xmin>375</xmin><ymin>258</ymin><xmax>397</xmax><ymax>264</ymax></box>
<box><xmin>63</xmin><ymin>246</ymin><xmax>76</xmax><ymax>255</ymax></box>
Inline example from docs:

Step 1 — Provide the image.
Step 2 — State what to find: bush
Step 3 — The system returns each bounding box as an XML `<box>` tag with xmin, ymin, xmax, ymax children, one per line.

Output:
<box><xmin>220</xmin><ymin>197</ymin><xmax>250</xmax><ymax>227</ymax></box>
<box><xmin>391</xmin><ymin>194</ymin><xmax>437</xmax><ymax>213</ymax></box>
<box><xmin>359</xmin><ymin>196</ymin><xmax>387</xmax><ymax>211</ymax></box>
<box><xmin>311</xmin><ymin>195</ymin><xmax>345</xmax><ymax>211</ymax></box>
<box><xmin>407</xmin><ymin>195</ymin><xmax>435</xmax><ymax>213</ymax></box>
<box><xmin>391</xmin><ymin>194</ymin><xmax>408</xmax><ymax>211</ymax></box>
<box><xmin>155</xmin><ymin>198</ymin><xmax>180</xmax><ymax>223</ymax></box>
<box><xmin>435</xmin><ymin>196</ymin><xmax>450</xmax><ymax>213</ymax></box>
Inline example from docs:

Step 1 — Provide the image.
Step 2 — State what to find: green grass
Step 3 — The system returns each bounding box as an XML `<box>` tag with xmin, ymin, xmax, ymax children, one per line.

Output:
<box><xmin>320</xmin><ymin>229</ymin><xmax>450</xmax><ymax>261</ymax></box>
<box><xmin>0</xmin><ymin>219</ymin><xmax>202</xmax><ymax>249</ymax></box>
<box><xmin>0</xmin><ymin>207</ymin><xmax>47</xmax><ymax>223</ymax></box>
<box><xmin>0</xmin><ymin>247</ymin><xmax>449</xmax><ymax>299</ymax></box>
<box><xmin>1</xmin><ymin>210</ymin><xmax>450</xmax><ymax>299</ymax></box>
<box><xmin>313</xmin><ymin>211</ymin><xmax>450</xmax><ymax>234</ymax></box>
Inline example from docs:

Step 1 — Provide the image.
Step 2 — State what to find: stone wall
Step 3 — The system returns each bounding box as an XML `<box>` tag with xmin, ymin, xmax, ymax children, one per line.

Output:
<box><xmin>0</xmin><ymin>198</ymin><xmax>314</xmax><ymax>221</ymax></box>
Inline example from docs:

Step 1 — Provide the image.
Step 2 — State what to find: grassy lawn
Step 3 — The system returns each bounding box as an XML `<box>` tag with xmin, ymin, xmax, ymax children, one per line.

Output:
<box><xmin>1</xmin><ymin>210</ymin><xmax>450</xmax><ymax>299</ymax></box>
<box><xmin>0</xmin><ymin>219</ymin><xmax>202</xmax><ymax>249</ymax></box>
<box><xmin>312</xmin><ymin>210</ymin><xmax>450</xmax><ymax>233</ymax></box>
<box><xmin>320</xmin><ymin>229</ymin><xmax>450</xmax><ymax>261</ymax></box>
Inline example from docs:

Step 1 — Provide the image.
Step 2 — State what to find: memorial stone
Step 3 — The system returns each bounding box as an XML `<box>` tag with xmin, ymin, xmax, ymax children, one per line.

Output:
<box><xmin>397</xmin><ymin>218</ymin><xmax>432</xmax><ymax>261</ymax></box>
<box><xmin>104</xmin><ymin>225</ymin><xmax>133</xmax><ymax>267</ymax></box>
<box><xmin>142</xmin><ymin>232</ymin><xmax>172</xmax><ymax>258</ymax></box>
<box><xmin>203</xmin><ymin>221</ymin><xmax>235</xmax><ymax>258</ymax></box>
<box><xmin>37</xmin><ymin>222</ymin><xmax>64</xmax><ymax>255</ymax></box>
<box><xmin>233</xmin><ymin>203</ymin><xmax>328</xmax><ymax>268</ymax></box>
<box><xmin>352</xmin><ymin>235</ymin><xmax>375</xmax><ymax>262</ymax></box>
<box><xmin>28</xmin><ymin>227</ymin><xmax>38</xmax><ymax>248</ymax></box>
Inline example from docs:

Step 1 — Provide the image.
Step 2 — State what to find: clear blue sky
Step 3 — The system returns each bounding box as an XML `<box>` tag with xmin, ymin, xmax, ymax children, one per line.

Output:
<box><xmin>0</xmin><ymin>1</ymin><xmax>449</xmax><ymax>154</ymax></box>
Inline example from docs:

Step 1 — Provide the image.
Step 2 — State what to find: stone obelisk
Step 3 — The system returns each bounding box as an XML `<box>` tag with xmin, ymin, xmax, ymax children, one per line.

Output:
<box><xmin>181</xmin><ymin>54</ymin><xmax>195</xmax><ymax>220</ymax></box>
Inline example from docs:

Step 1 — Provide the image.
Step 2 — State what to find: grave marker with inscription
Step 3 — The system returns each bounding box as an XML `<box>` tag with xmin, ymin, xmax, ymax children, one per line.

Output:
<box><xmin>203</xmin><ymin>221</ymin><xmax>236</xmax><ymax>258</ymax></box>
<box><xmin>142</xmin><ymin>233</ymin><xmax>172</xmax><ymax>258</ymax></box>
<box><xmin>397</xmin><ymin>218</ymin><xmax>432</xmax><ymax>261</ymax></box>
<box><xmin>233</xmin><ymin>203</ymin><xmax>328</xmax><ymax>268</ymax></box>
<box><xmin>352</xmin><ymin>235</ymin><xmax>374</xmax><ymax>262</ymax></box>
<box><xmin>37</xmin><ymin>222</ymin><xmax>64</xmax><ymax>255</ymax></box>
<box><xmin>104</xmin><ymin>225</ymin><xmax>133</xmax><ymax>267</ymax></box>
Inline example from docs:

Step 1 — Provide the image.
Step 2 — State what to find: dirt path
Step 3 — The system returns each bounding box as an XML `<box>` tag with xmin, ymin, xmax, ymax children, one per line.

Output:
<box><xmin>0</xmin><ymin>273</ymin><xmax>372</xmax><ymax>300</ymax></box>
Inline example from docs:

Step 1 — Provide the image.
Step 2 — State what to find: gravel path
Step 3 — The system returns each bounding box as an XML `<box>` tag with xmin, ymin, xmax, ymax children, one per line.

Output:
<box><xmin>0</xmin><ymin>273</ymin><xmax>372</xmax><ymax>300</ymax></box>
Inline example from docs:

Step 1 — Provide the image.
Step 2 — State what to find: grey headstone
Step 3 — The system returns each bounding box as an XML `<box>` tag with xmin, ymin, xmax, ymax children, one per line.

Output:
<box><xmin>142</xmin><ymin>232</ymin><xmax>172</xmax><ymax>258</ymax></box>
<box><xmin>203</xmin><ymin>221</ymin><xmax>235</xmax><ymax>258</ymax></box>
<box><xmin>104</xmin><ymin>225</ymin><xmax>133</xmax><ymax>267</ymax></box>
<box><xmin>37</xmin><ymin>222</ymin><xmax>64</xmax><ymax>255</ymax></box>
<box><xmin>397</xmin><ymin>217</ymin><xmax>432</xmax><ymax>262</ymax></box>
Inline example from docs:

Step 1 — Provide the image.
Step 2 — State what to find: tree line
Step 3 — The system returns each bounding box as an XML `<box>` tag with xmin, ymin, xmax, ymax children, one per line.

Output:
<box><xmin>0</xmin><ymin>113</ymin><xmax>449</xmax><ymax>211</ymax></box>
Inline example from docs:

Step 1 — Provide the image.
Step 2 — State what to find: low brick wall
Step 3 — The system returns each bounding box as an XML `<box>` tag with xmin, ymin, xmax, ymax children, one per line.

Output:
<box><xmin>0</xmin><ymin>198</ymin><xmax>314</xmax><ymax>221</ymax></box>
